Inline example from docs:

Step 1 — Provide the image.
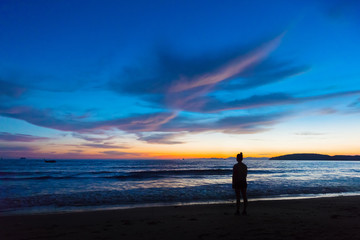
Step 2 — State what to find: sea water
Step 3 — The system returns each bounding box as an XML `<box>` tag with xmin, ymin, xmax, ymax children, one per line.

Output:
<box><xmin>1</xmin><ymin>159</ymin><xmax>360</xmax><ymax>214</ymax></box>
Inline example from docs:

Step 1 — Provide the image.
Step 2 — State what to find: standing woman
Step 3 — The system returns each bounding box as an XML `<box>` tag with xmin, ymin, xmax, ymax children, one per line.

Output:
<box><xmin>232</xmin><ymin>152</ymin><xmax>248</xmax><ymax>215</ymax></box>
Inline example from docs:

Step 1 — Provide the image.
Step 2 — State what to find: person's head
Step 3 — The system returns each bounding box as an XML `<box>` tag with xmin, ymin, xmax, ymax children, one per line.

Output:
<box><xmin>236</xmin><ymin>152</ymin><xmax>243</xmax><ymax>162</ymax></box>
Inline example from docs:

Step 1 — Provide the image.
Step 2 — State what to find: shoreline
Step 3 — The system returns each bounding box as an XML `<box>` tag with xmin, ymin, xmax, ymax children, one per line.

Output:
<box><xmin>1</xmin><ymin>195</ymin><xmax>360</xmax><ymax>240</ymax></box>
<box><xmin>2</xmin><ymin>191</ymin><xmax>360</xmax><ymax>217</ymax></box>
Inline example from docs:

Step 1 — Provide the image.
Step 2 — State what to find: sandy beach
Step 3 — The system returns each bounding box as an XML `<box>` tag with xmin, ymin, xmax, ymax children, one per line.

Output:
<box><xmin>1</xmin><ymin>196</ymin><xmax>360</xmax><ymax>240</ymax></box>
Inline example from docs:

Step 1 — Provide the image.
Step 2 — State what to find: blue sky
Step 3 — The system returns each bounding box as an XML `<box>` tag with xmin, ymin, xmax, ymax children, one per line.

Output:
<box><xmin>1</xmin><ymin>0</ymin><xmax>360</xmax><ymax>159</ymax></box>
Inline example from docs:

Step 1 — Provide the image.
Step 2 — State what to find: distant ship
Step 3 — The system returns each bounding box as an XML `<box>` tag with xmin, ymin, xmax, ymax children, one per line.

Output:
<box><xmin>20</xmin><ymin>157</ymin><xmax>26</xmax><ymax>160</ymax></box>
<box><xmin>44</xmin><ymin>160</ymin><xmax>56</xmax><ymax>163</ymax></box>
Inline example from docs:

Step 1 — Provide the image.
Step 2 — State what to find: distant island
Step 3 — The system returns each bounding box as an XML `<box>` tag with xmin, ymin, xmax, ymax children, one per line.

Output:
<box><xmin>270</xmin><ymin>153</ymin><xmax>360</xmax><ymax>161</ymax></box>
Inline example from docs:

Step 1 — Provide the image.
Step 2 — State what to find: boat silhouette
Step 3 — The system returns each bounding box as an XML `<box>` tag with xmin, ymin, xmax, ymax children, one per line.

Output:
<box><xmin>44</xmin><ymin>160</ymin><xmax>56</xmax><ymax>163</ymax></box>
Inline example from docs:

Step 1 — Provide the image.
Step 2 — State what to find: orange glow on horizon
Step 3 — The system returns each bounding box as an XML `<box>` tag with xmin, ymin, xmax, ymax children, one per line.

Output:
<box><xmin>26</xmin><ymin>147</ymin><xmax>360</xmax><ymax>160</ymax></box>
<box><xmin>4</xmin><ymin>136</ymin><xmax>360</xmax><ymax>160</ymax></box>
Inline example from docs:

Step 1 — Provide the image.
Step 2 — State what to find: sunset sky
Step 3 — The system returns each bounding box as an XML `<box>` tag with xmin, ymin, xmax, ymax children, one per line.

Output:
<box><xmin>1</xmin><ymin>0</ymin><xmax>360</xmax><ymax>159</ymax></box>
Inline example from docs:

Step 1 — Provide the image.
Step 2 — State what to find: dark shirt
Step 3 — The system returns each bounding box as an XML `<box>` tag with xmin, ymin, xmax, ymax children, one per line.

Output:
<box><xmin>232</xmin><ymin>162</ymin><xmax>247</xmax><ymax>188</ymax></box>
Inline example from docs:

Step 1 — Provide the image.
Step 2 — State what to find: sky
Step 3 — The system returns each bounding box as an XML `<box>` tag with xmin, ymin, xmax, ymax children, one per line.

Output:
<box><xmin>1</xmin><ymin>0</ymin><xmax>360</xmax><ymax>159</ymax></box>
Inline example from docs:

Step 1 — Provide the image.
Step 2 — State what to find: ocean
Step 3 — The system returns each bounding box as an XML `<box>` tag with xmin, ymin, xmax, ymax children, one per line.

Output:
<box><xmin>1</xmin><ymin>159</ymin><xmax>360</xmax><ymax>215</ymax></box>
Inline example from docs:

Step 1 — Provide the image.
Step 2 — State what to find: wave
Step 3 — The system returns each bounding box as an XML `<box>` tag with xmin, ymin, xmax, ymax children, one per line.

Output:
<box><xmin>0</xmin><ymin>169</ymin><xmax>289</xmax><ymax>181</ymax></box>
<box><xmin>0</xmin><ymin>175</ymin><xmax>81</xmax><ymax>180</ymax></box>
<box><xmin>90</xmin><ymin>171</ymin><xmax>114</xmax><ymax>174</ymax></box>
<box><xmin>109</xmin><ymin>169</ymin><xmax>231</xmax><ymax>178</ymax></box>
<box><xmin>0</xmin><ymin>171</ymin><xmax>60</xmax><ymax>176</ymax></box>
<box><xmin>105</xmin><ymin>169</ymin><xmax>283</xmax><ymax>179</ymax></box>
<box><xmin>2</xmin><ymin>184</ymin><xmax>360</xmax><ymax>211</ymax></box>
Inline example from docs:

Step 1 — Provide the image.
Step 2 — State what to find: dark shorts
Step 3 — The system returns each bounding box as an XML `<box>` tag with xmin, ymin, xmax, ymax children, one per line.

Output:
<box><xmin>233</xmin><ymin>181</ymin><xmax>247</xmax><ymax>189</ymax></box>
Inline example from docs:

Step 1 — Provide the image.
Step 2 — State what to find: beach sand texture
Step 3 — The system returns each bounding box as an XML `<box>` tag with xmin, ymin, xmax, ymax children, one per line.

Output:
<box><xmin>1</xmin><ymin>196</ymin><xmax>360</xmax><ymax>240</ymax></box>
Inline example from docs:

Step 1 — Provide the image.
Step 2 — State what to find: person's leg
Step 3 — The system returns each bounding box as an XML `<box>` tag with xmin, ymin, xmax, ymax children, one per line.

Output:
<box><xmin>235</xmin><ymin>189</ymin><xmax>240</xmax><ymax>215</ymax></box>
<box><xmin>240</xmin><ymin>186</ymin><xmax>248</xmax><ymax>215</ymax></box>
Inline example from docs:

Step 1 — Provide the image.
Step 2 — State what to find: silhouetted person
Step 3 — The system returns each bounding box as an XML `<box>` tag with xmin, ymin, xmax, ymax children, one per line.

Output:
<box><xmin>232</xmin><ymin>152</ymin><xmax>248</xmax><ymax>215</ymax></box>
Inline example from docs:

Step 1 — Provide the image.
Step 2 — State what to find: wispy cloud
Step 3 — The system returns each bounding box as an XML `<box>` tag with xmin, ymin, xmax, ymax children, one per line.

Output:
<box><xmin>217</xmin><ymin>60</ymin><xmax>309</xmax><ymax>91</ymax></box>
<box><xmin>0</xmin><ymin>105</ymin><xmax>177</xmax><ymax>134</ymax></box>
<box><xmin>137</xmin><ymin>132</ymin><xmax>185</xmax><ymax>144</ymax></box>
<box><xmin>69</xmin><ymin>149</ymin><xmax>84</xmax><ymax>153</ymax></box>
<box><xmin>317</xmin><ymin>108</ymin><xmax>338</xmax><ymax>115</ymax></box>
<box><xmin>72</xmin><ymin>133</ymin><xmax>115</xmax><ymax>143</ymax></box>
<box><xmin>295</xmin><ymin>132</ymin><xmax>325</xmax><ymax>136</ymax></box>
<box><xmin>344</xmin><ymin>97</ymin><xmax>360</xmax><ymax>114</ymax></box>
<box><xmin>82</xmin><ymin>143</ymin><xmax>129</xmax><ymax>149</ymax></box>
<box><xmin>1</xmin><ymin>88</ymin><xmax>358</xmax><ymax>144</ymax></box>
<box><xmin>190</xmin><ymin>90</ymin><xmax>360</xmax><ymax>113</ymax></box>
<box><xmin>108</xmin><ymin>33</ymin><xmax>320</xmax><ymax>116</ymax></box>
<box><xmin>2</xmin><ymin>30</ymin><xmax>359</xmax><ymax>149</ymax></box>
<box><xmin>159</xmin><ymin>112</ymin><xmax>288</xmax><ymax>134</ymax></box>
<box><xmin>103</xmin><ymin>112</ymin><xmax>178</xmax><ymax>132</ymax></box>
<box><xmin>0</xmin><ymin>145</ymin><xmax>39</xmax><ymax>159</ymax></box>
<box><xmin>0</xmin><ymin>105</ymin><xmax>95</xmax><ymax>132</ymax></box>
<box><xmin>168</xmin><ymin>34</ymin><xmax>284</xmax><ymax>93</ymax></box>
<box><xmin>0</xmin><ymin>145</ymin><xmax>36</xmax><ymax>151</ymax></box>
<box><xmin>110</xmin><ymin>34</ymin><xmax>300</xmax><ymax>104</ymax></box>
<box><xmin>100</xmin><ymin>150</ymin><xmax>140</xmax><ymax>157</ymax></box>
<box><xmin>0</xmin><ymin>102</ymin><xmax>288</xmax><ymax>140</ymax></box>
<box><xmin>0</xmin><ymin>132</ymin><xmax>49</xmax><ymax>142</ymax></box>
<box><xmin>348</xmin><ymin>97</ymin><xmax>360</xmax><ymax>108</ymax></box>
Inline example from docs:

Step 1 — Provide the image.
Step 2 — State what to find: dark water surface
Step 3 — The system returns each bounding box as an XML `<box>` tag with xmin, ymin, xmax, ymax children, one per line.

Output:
<box><xmin>1</xmin><ymin>159</ymin><xmax>360</xmax><ymax>214</ymax></box>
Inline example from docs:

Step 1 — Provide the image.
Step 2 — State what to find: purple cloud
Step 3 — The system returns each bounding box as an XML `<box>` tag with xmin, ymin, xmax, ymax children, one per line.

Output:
<box><xmin>186</xmin><ymin>90</ymin><xmax>360</xmax><ymax>113</ymax></box>
<box><xmin>111</xmin><ymin>34</ymin><xmax>290</xmax><ymax>96</ymax></box>
<box><xmin>0</xmin><ymin>145</ymin><xmax>36</xmax><ymax>151</ymax></box>
<box><xmin>168</xmin><ymin>34</ymin><xmax>284</xmax><ymax>92</ymax></box>
<box><xmin>1</xmin><ymin>28</ymin><xmax>358</xmax><ymax>146</ymax></box>
<box><xmin>0</xmin><ymin>104</ymin><xmax>177</xmax><ymax>133</ymax></box>
<box><xmin>109</xmin><ymin>33</ymin><xmax>310</xmax><ymax>115</ymax></box>
<box><xmin>72</xmin><ymin>133</ymin><xmax>115</xmax><ymax>143</ymax></box>
<box><xmin>217</xmin><ymin>60</ymin><xmax>309</xmax><ymax>91</ymax></box>
<box><xmin>0</xmin><ymin>105</ymin><xmax>96</xmax><ymax>131</ymax></box>
<box><xmin>159</xmin><ymin>112</ymin><xmax>288</xmax><ymax>134</ymax></box>
<box><xmin>0</xmin><ymin>88</ymin><xmax>359</xmax><ymax>144</ymax></box>
<box><xmin>0</xmin><ymin>132</ymin><xmax>49</xmax><ymax>142</ymax></box>
<box><xmin>0</xmin><ymin>145</ymin><xmax>40</xmax><ymax>159</ymax></box>
<box><xmin>102</xmin><ymin>112</ymin><xmax>178</xmax><ymax>132</ymax></box>
<box><xmin>0</xmin><ymin>102</ymin><xmax>285</xmax><ymax>141</ymax></box>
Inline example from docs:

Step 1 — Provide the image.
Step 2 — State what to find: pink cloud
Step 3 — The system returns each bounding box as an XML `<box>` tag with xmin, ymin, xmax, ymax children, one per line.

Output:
<box><xmin>165</xmin><ymin>34</ymin><xmax>285</xmax><ymax>112</ymax></box>
<box><xmin>168</xmin><ymin>34</ymin><xmax>284</xmax><ymax>93</ymax></box>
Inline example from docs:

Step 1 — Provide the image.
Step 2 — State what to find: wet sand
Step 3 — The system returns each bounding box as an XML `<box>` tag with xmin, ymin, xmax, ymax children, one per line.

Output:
<box><xmin>1</xmin><ymin>196</ymin><xmax>360</xmax><ymax>240</ymax></box>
